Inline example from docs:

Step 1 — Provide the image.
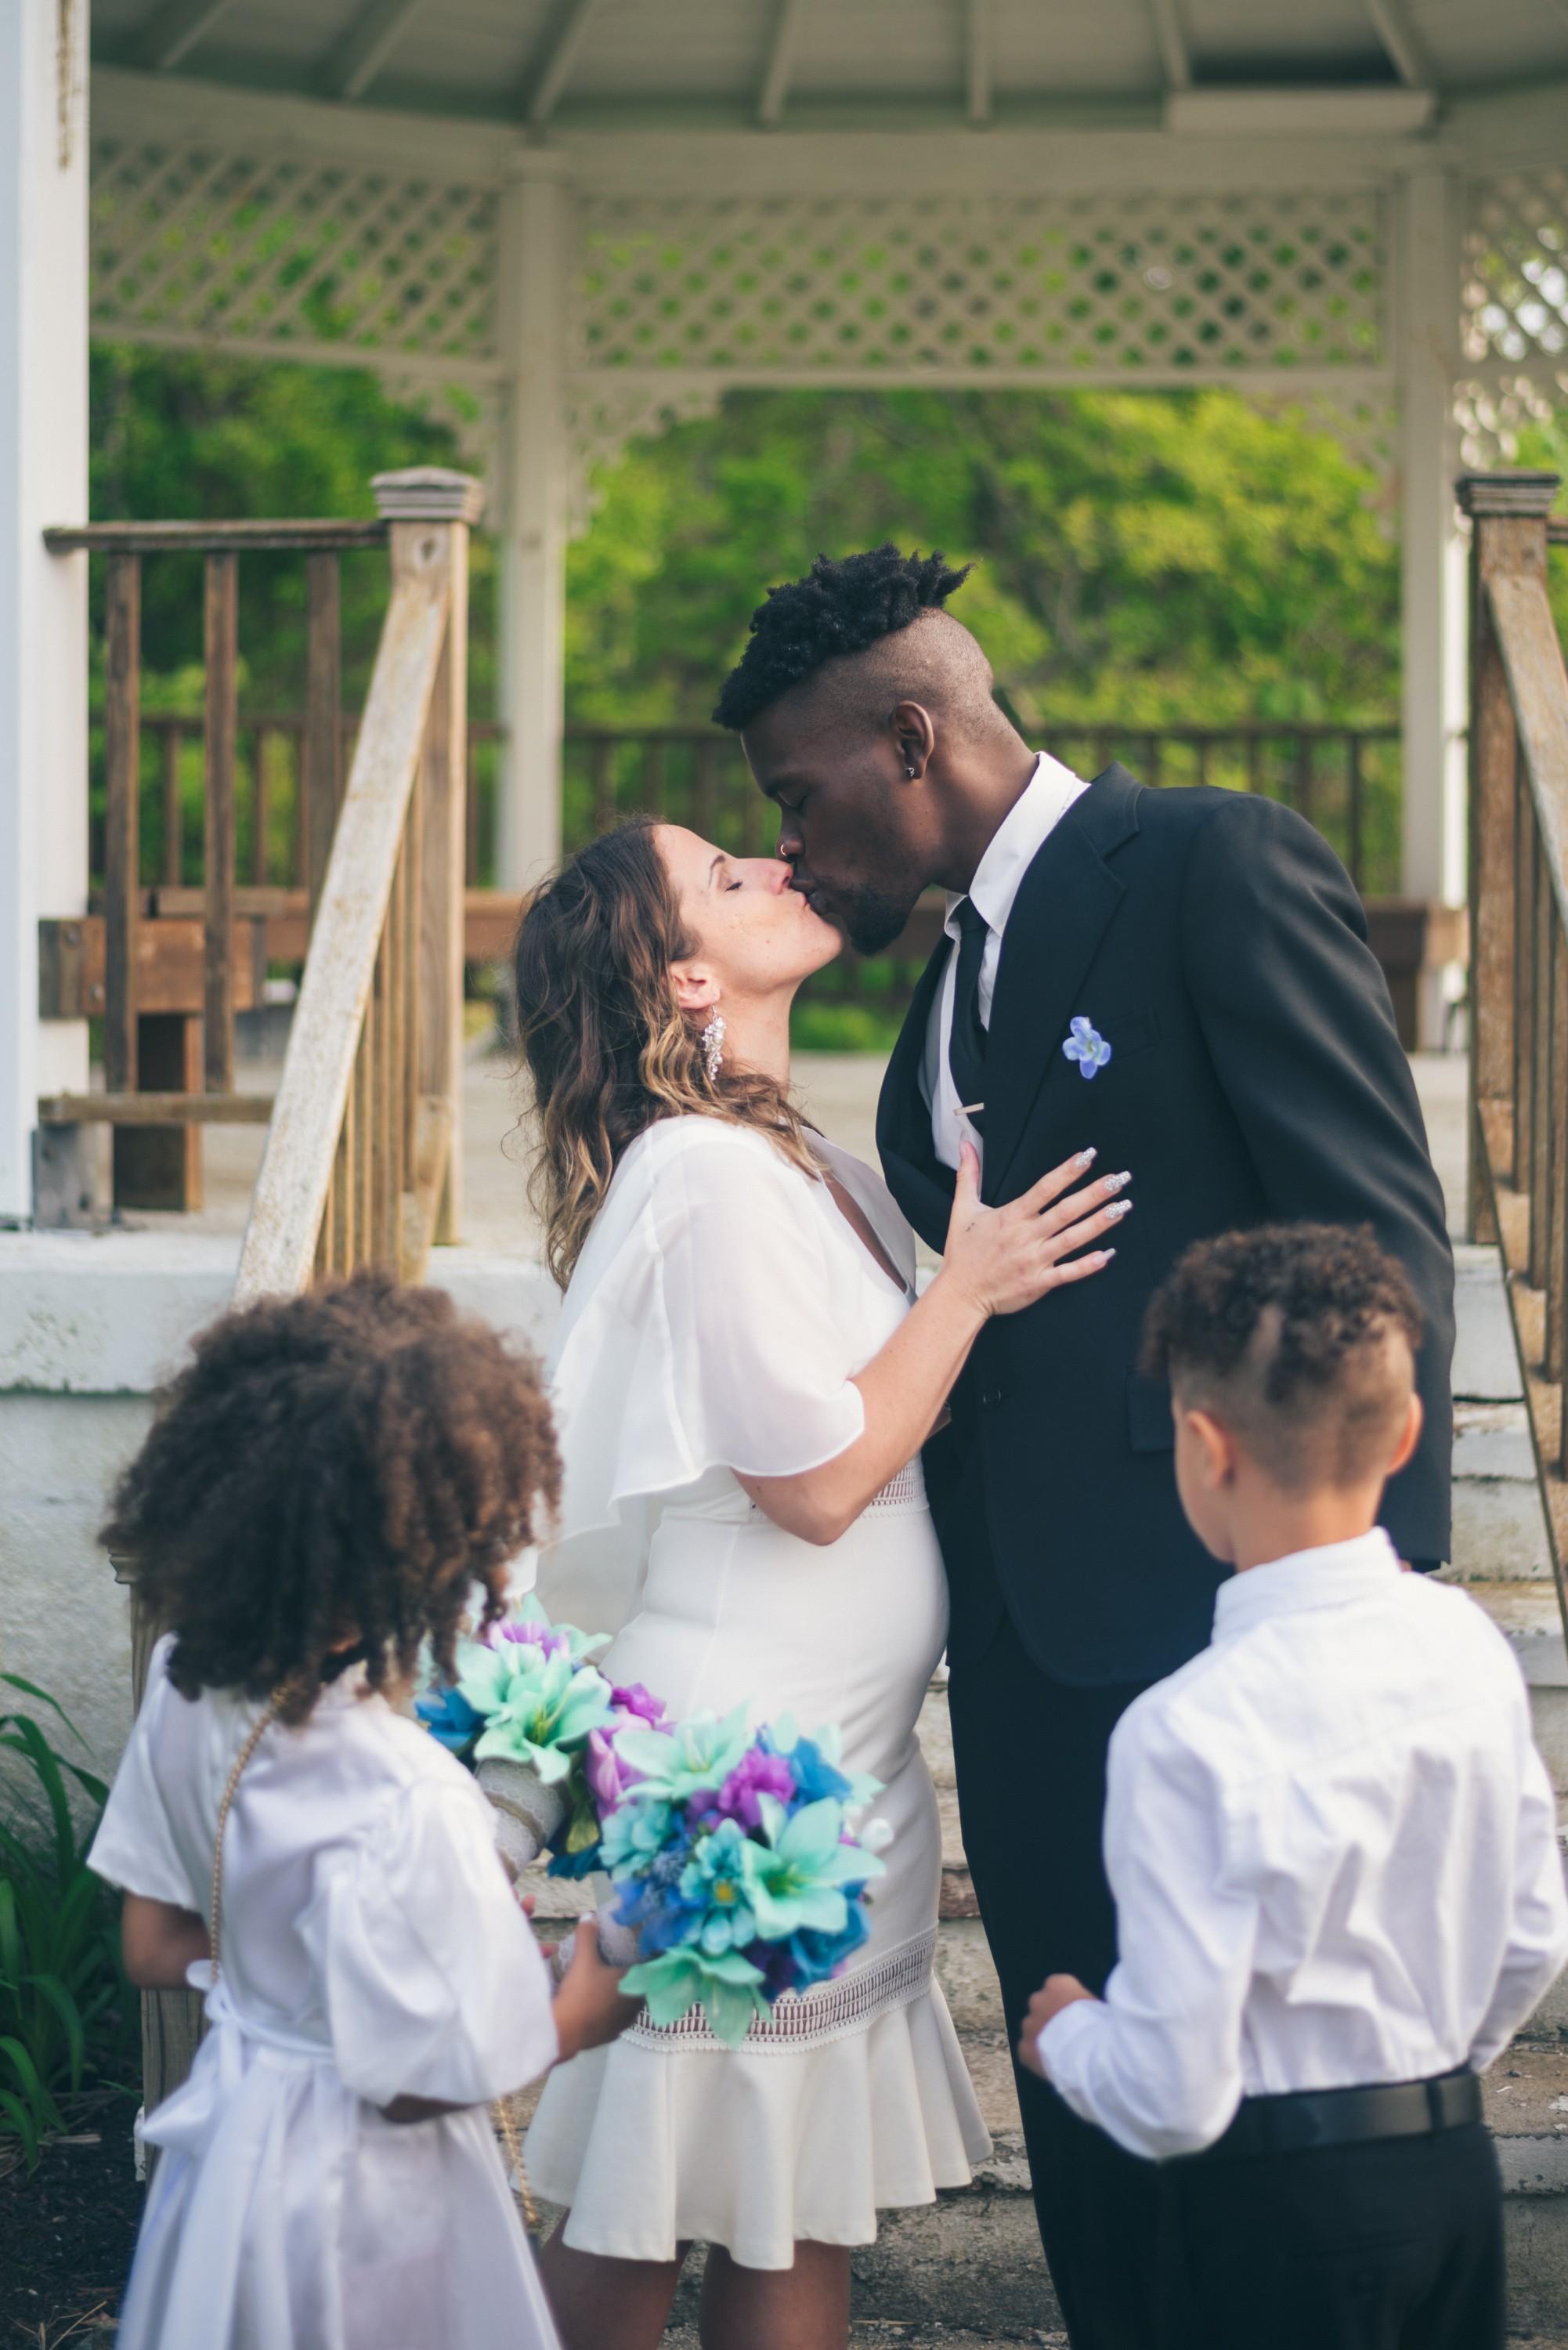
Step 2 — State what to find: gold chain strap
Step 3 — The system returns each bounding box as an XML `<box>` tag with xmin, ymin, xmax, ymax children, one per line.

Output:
<box><xmin>208</xmin><ymin>1693</ymin><xmax>284</xmax><ymax>1981</ymax></box>
<box><xmin>208</xmin><ymin>1689</ymin><xmax>541</xmax><ymax>2238</ymax></box>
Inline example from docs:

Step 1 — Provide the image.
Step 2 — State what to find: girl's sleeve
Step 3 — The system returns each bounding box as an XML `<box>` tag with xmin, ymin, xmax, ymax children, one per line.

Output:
<box><xmin>88</xmin><ymin>1636</ymin><xmax>202</xmax><ymax>1912</ymax></box>
<box><xmin>301</xmin><ymin>1773</ymin><xmax>558</xmax><ymax>2110</ymax></box>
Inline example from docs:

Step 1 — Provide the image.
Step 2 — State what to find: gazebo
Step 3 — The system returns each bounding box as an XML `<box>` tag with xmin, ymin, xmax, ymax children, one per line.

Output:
<box><xmin>2</xmin><ymin>2</ymin><xmax>1568</xmax><ymax>1227</ymax></box>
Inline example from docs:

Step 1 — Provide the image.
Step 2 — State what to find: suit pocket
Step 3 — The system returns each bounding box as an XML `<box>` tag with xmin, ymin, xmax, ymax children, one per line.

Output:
<box><xmin>1126</xmin><ymin>1370</ymin><xmax>1176</xmax><ymax>1452</ymax></box>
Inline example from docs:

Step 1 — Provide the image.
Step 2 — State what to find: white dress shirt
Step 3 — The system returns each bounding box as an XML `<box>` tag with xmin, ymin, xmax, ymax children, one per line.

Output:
<box><xmin>922</xmin><ymin>750</ymin><xmax>1090</xmax><ymax>1172</ymax></box>
<box><xmin>1038</xmin><ymin>1529</ymin><xmax>1568</xmax><ymax>2163</ymax></box>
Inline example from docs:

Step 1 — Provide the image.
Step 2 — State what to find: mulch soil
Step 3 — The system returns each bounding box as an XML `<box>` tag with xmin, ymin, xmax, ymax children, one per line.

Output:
<box><xmin>0</xmin><ymin>2096</ymin><xmax>140</xmax><ymax>2347</ymax></box>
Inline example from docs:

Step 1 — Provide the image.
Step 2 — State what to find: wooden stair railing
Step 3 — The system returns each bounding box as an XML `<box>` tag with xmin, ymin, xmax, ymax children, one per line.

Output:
<box><xmin>1461</xmin><ymin>469</ymin><xmax>1568</xmax><ymax>1631</ymax></box>
<box><xmin>233</xmin><ymin>468</ymin><xmax>481</xmax><ymax>1303</ymax></box>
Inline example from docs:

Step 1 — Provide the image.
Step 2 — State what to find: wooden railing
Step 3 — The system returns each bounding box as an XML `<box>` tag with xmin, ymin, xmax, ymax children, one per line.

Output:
<box><xmin>40</xmin><ymin>510</ymin><xmax>386</xmax><ymax>1213</ymax></box>
<box><xmin>233</xmin><ymin>470</ymin><xmax>482</xmax><ymax>1299</ymax></box>
<box><xmin>562</xmin><ymin>719</ymin><xmax>1404</xmax><ymax>897</ymax></box>
<box><xmin>1463</xmin><ymin>469</ymin><xmax>1568</xmax><ymax>1618</ymax></box>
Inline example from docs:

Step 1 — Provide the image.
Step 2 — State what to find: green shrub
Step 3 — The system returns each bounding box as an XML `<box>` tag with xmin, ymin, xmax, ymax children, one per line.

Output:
<box><xmin>0</xmin><ymin>1676</ymin><xmax>136</xmax><ymax>2169</ymax></box>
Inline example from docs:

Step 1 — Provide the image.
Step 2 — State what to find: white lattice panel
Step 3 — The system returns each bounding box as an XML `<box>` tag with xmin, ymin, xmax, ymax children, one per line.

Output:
<box><xmin>1463</xmin><ymin>168</ymin><xmax>1568</xmax><ymax>374</ymax></box>
<box><xmin>89</xmin><ymin>140</ymin><xmax>500</xmax><ymax>374</ymax></box>
<box><xmin>578</xmin><ymin>190</ymin><xmax>1384</xmax><ymax>378</ymax></box>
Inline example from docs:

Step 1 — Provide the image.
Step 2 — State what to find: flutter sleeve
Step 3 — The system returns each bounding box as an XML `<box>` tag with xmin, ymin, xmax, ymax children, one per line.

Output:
<box><xmin>537</xmin><ymin>1120</ymin><xmax>866</xmax><ymax>1627</ymax></box>
<box><xmin>301</xmin><ymin>1770</ymin><xmax>558</xmax><ymax>2109</ymax></box>
<box><xmin>88</xmin><ymin>1634</ymin><xmax>202</xmax><ymax>1913</ymax></box>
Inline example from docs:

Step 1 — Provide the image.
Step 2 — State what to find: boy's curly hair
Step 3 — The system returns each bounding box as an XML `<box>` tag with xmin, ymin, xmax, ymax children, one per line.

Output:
<box><xmin>102</xmin><ymin>1271</ymin><xmax>561</xmax><ymax>1724</ymax></box>
<box><xmin>1140</xmin><ymin>1224</ymin><xmax>1423</xmax><ymax>1491</ymax></box>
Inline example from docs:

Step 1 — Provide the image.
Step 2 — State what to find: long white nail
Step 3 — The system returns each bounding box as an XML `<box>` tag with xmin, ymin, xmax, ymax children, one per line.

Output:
<box><xmin>1074</xmin><ymin>1148</ymin><xmax>1097</xmax><ymax>1170</ymax></box>
<box><xmin>1107</xmin><ymin>1198</ymin><xmax>1133</xmax><ymax>1219</ymax></box>
<box><xmin>1104</xmin><ymin>1170</ymin><xmax>1131</xmax><ymax>1193</ymax></box>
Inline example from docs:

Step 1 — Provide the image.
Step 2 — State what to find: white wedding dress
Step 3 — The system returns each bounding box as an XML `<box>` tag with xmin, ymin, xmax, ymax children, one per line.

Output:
<box><xmin>524</xmin><ymin>1115</ymin><xmax>991</xmax><ymax>2269</ymax></box>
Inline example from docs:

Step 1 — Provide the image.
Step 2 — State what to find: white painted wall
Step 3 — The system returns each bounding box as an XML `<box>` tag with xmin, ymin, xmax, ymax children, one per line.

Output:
<box><xmin>0</xmin><ymin>3</ymin><xmax>90</xmax><ymax>1223</ymax></box>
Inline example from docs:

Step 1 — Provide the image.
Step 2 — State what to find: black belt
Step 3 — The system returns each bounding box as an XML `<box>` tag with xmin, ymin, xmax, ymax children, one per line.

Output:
<box><xmin>1177</xmin><ymin>2069</ymin><xmax>1482</xmax><ymax>2164</ymax></box>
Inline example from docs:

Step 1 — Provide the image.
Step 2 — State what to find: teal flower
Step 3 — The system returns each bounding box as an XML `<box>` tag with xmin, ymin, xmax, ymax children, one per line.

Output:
<box><xmin>600</xmin><ymin>1795</ymin><xmax>677</xmax><ymax>1873</ymax></box>
<box><xmin>679</xmin><ymin>1817</ymin><xmax>759</xmax><ymax>1955</ymax></box>
<box><xmin>455</xmin><ymin>1636</ymin><xmax>616</xmax><ymax>1784</ymax></box>
<box><xmin>613</xmin><ymin>1707</ymin><xmax>753</xmax><ymax>1809</ymax></box>
<box><xmin>741</xmin><ymin>1795</ymin><xmax>885</xmax><ymax>1942</ymax></box>
<box><xmin>620</xmin><ymin>1946</ymin><xmax>769</xmax><ymax>2048</ymax></box>
<box><xmin>764</xmin><ymin>1717</ymin><xmax>882</xmax><ymax>1810</ymax></box>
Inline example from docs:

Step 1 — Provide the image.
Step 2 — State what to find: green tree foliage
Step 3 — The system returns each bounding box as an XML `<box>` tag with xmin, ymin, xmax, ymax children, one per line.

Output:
<box><xmin>567</xmin><ymin>388</ymin><xmax>1401</xmax><ymax>729</ymax></box>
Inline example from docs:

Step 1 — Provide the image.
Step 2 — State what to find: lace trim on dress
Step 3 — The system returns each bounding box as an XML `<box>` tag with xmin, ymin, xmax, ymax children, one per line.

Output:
<box><xmin>624</xmin><ymin>1926</ymin><xmax>938</xmax><ymax>2055</ymax></box>
<box><xmin>866</xmin><ymin>1460</ymin><xmax>927</xmax><ymax>1513</ymax></box>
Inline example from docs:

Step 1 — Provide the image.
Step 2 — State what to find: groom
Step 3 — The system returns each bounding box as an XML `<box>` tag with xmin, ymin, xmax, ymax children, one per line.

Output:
<box><xmin>717</xmin><ymin>545</ymin><xmax>1455</xmax><ymax>2350</ymax></box>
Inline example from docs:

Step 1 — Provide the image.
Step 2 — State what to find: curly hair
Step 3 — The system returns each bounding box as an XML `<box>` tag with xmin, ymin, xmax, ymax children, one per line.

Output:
<box><xmin>513</xmin><ymin>815</ymin><xmax>819</xmax><ymax>1289</ymax></box>
<box><xmin>713</xmin><ymin>544</ymin><xmax>973</xmax><ymax>731</ymax></box>
<box><xmin>1140</xmin><ymin>1224</ymin><xmax>1423</xmax><ymax>1491</ymax></box>
<box><xmin>101</xmin><ymin>1271</ymin><xmax>561</xmax><ymax>1724</ymax></box>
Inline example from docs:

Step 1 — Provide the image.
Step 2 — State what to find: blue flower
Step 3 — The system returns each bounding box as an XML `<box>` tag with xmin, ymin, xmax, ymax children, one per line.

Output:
<box><xmin>679</xmin><ymin>1817</ymin><xmax>760</xmax><ymax>1956</ymax></box>
<box><xmin>416</xmin><ymin>1685</ymin><xmax>484</xmax><ymax>1755</ymax></box>
<box><xmin>1063</xmin><ymin>1016</ymin><xmax>1112</xmax><ymax>1080</ymax></box>
<box><xmin>779</xmin><ymin>1896</ymin><xmax>871</xmax><ymax>1990</ymax></box>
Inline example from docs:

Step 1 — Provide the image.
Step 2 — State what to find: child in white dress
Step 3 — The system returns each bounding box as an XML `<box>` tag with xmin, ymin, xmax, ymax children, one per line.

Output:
<box><xmin>89</xmin><ymin>1271</ymin><xmax>634</xmax><ymax>2350</ymax></box>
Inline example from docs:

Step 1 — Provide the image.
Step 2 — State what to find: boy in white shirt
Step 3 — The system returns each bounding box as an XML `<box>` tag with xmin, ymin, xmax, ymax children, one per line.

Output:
<box><xmin>1021</xmin><ymin>1223</ymin><xmax>1568</xmax><ymax>2350</ymax></box>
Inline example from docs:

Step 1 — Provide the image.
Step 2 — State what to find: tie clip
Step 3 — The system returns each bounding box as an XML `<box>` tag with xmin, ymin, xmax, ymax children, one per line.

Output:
<box><xmin>959</xmin><ymin>1103</ymin><xmax>985</xmax><ymax>1117</ymax></box>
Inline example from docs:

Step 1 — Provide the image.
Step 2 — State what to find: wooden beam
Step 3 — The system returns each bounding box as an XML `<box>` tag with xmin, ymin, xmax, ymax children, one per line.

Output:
<box><xmin>966</xmin><ymin>0</ymin><xmax>992</xmax><ymax>125</ymax></box>
<box><xmin>1362</xmin><ymin>0</ymin><xmax>1433</xmax><ymax>90</ymax></box>
<box><xmin>518</xmin><ymin>0</ymin><xmax>603</xmax><ymax>127</ymax></box>
<box><xmin>137</xmin><ymin>0</ymin><xmax>241</xmax><ymax>72</ymax></box>
<box><xmin>1146</xmin><ymin>0</ymin><xmax>1191</xmax><ymax>91</ymax></box>
<box><xmin>45</xmin><ymin>521</ymin><xmax>386</xmax><ymax>555</ymax></box>
<box><xmin>40</xmin><ymin>1093</ymin><xmax>273</xmax><ymax>1126</ymax></box>
<box><xmin>320</xmin><ymin>0</ymin><xmax>425</xmax><ymax>103</ymax></box>
<box><xmin>758</xmin><ymin>0</ymin><xmax>808</xmax><ymax>128</ymax></box>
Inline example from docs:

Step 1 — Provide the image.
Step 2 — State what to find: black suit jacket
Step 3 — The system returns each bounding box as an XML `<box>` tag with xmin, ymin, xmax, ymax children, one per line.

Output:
<box><xmin>877</xmin><ymin>766</ymin><xmax>1456</xmax><ymax>1687</ymax></box>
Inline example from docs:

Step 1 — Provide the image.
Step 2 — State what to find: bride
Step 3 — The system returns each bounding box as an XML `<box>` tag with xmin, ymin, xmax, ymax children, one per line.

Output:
<box><xmin>512</xmin><ymin>815</ymin><xmax>1128</xmax><ymax>2350</ymax></box>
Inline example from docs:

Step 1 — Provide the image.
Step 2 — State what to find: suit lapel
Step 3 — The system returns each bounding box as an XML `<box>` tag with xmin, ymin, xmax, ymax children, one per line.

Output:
<box><xmin>982</xmin><ymin>765</ymin><xmax>1143</xmax><ymax>1198</ymax></box>
<box><xmin>876</xmin><ymin>930</ymin><xmax>957</xmax><ymax>1252</ymax></box>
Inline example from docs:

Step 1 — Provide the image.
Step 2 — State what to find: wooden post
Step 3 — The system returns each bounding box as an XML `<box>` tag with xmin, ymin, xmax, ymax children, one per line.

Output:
<box><xmin>102</xmin><ymin>557</ymin><xmax>140</xmax><ymax>1100</ymax></box>
<box><xmin>1457</xmin><ymin>472</ymin><xmax>1560</xmax><ymax>1240</ymax></box>
<box><xmin>305</xmin><ymin>554</ymin><xmax>342</xmax><ymax>923</ymax></box>
<box><xmin>204</xmin><ymin>553</ymin><xmax>238</xmax><ymax>1094</ymax></box>
<box><xmin>373</xmin><ymin>468</ymin><xmax>483</xmax><ymax>1251</ymax></box>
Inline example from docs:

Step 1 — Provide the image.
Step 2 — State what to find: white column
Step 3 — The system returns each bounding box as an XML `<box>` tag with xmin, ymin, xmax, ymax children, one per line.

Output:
<box><xmin>495</xmin><ymin>155</ymin><xmax>571</xmax><ymax>894</ymax></box>
<box><xmin>1395</xmin><ymin>167</ymin><xmax>1468</xmax><ymax>1049</ymax></box>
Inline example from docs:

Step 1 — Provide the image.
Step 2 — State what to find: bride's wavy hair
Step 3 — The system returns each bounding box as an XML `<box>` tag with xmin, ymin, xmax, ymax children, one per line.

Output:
<box><xmin>514</xmin><ymin>815</ymin><xmax>819</xmax><ymax>1288</ymax></box>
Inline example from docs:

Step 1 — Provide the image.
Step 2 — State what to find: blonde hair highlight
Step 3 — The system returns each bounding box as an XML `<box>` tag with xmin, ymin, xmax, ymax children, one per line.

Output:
<box><xmin>513</xmin><ymin>816</ymin><xmax>820</xmax><ymax>1288</ymax></box>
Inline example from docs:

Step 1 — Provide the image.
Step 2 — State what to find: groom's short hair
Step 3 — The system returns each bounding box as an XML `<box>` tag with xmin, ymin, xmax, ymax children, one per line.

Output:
<box><xmin>714</xmin><ymin>544</ymin><xmax>973</xmax><ymax>731</ymax></box>
<box><xmin>1141</xmin><ymin>1224</ymin><xmax>1422</xmax><ymax>1492</ymax></box>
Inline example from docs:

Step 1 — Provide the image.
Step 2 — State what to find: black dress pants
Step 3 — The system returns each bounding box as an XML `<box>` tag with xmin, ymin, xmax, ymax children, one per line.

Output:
<box><xmin>1156</xmin><ymin>2124</ymin><xmax>1505</xmax><ymax>2350</ymax></box>
<box><xmin>946</xmin><ymin>1620</ymin><xmax>1161</xmax><ymax>2350</ymax></box>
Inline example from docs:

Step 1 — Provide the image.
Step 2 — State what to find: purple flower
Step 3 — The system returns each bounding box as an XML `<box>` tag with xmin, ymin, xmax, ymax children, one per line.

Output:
<box><xmin>495</xmin><ymin>1618</ymin><xmax>571</xmax><ymax>1660</ymax></box>
<box><xmin>586</xmin><ymin>1724</ymin><xmax>641</xmax><ymax>1811</ymax></box>
<box><xmin>609</xmin><ymin>1682</ymin><xmax>666</xmax><ymax>1727</ymax></box>
<box><xmin>717</xmin><ymin>1748</ymin><xmax>798</xmax><ymax>1831</ymax></box>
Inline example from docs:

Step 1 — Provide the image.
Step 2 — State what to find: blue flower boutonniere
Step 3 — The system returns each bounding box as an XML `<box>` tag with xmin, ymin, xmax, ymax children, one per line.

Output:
<box><xmin>1063</xmin><ymin>1016</ymin><xmax>1112</xmax><ymax>1079</ymax></box>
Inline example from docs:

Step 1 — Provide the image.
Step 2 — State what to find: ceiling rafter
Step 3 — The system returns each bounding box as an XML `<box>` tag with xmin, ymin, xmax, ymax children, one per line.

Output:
<box><xmin>1146</xmin><ymin>0</ymin><xmax>1191</xmax><ymax>91</ymax></box>
<box><xmin>966</xmin><ymin>0</ymin><xmax>992</xmax><ymax>125</ymax></box>
<box><xmin>518</xmin><ymin>0</ymin><xmax>605</xmax><ymax>127</ymax></box>
<box><xmin>758</xmin><ymin>0</ymin><xmax>809</xmax><ymax>128</ymax></box>
<box><xmin>320</xmin><ymin>0</ymin><xmax>426</xmax><ymax>102</ymax></box>
<box><xmin>1361</xmin><ymin>0</ymin><xmax>1433</xmax><ymax>89</ymax></box>
<box><xmin>137</xmin><ymin>0</ymin><xmax>241</xmax><ymax>72</ymax></box>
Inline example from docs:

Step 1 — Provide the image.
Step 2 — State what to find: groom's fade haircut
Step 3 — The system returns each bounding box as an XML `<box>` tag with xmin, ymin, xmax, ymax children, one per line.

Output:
<box><xmin>714</xmin><ymin>544</ymin><xmax>999</xmax><ymax>739</ymax></box>
<box><xmin>1140</xmin><ymin>1224</ymin><xmax>1423</xmax><ymax>1494</ymax></box>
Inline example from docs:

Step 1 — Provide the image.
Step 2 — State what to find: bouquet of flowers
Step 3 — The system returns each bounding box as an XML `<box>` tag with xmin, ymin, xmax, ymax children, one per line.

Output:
<box><xmin>417</xmin><ymin>1597</ymin><xmax>667</xmax><ymax>1882</ymax></box>
<box><xmin>601</xmin><ymin>1707</ymin><xmax>890</xmax><ymax>2047</ymax></box>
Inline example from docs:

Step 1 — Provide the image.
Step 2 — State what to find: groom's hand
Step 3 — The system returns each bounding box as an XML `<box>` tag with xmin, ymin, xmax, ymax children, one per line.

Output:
<box><xmin>1018</xmin><ymin>1974</ymin><xmax>1097</xmax><ymax>2077</ymax></box>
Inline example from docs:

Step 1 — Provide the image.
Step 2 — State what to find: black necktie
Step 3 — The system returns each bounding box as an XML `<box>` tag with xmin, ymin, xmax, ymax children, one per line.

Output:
<box><xmin>948</xmin><ymin>896</ymin><xmax>989</xmax><ymax>1136</ymax></box>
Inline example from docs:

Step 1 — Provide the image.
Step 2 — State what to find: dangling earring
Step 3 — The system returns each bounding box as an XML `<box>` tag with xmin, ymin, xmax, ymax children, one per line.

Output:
<box><xmin>701</xmin><ymin>1010</ymin><xmax>727</xmax><ymax>1084</ymax></box>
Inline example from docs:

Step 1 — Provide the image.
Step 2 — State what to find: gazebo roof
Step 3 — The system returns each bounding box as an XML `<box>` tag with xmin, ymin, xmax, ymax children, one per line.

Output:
<box><xmin>90</xmin><ymin>0</ymin><xmax>1568</xmax><ymax>132</ymax></box>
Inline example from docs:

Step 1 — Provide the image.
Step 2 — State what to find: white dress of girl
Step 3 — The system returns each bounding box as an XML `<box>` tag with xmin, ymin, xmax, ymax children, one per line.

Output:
<box><xmin>524</xmin><ymin>1115</ymin><xmax>990</xmax><ymax>2269</ymax></box>
<box><xmin>90</xmin><ymin>1636</ymin><xmax>562</xmax><ymax>2350</ymax></box>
